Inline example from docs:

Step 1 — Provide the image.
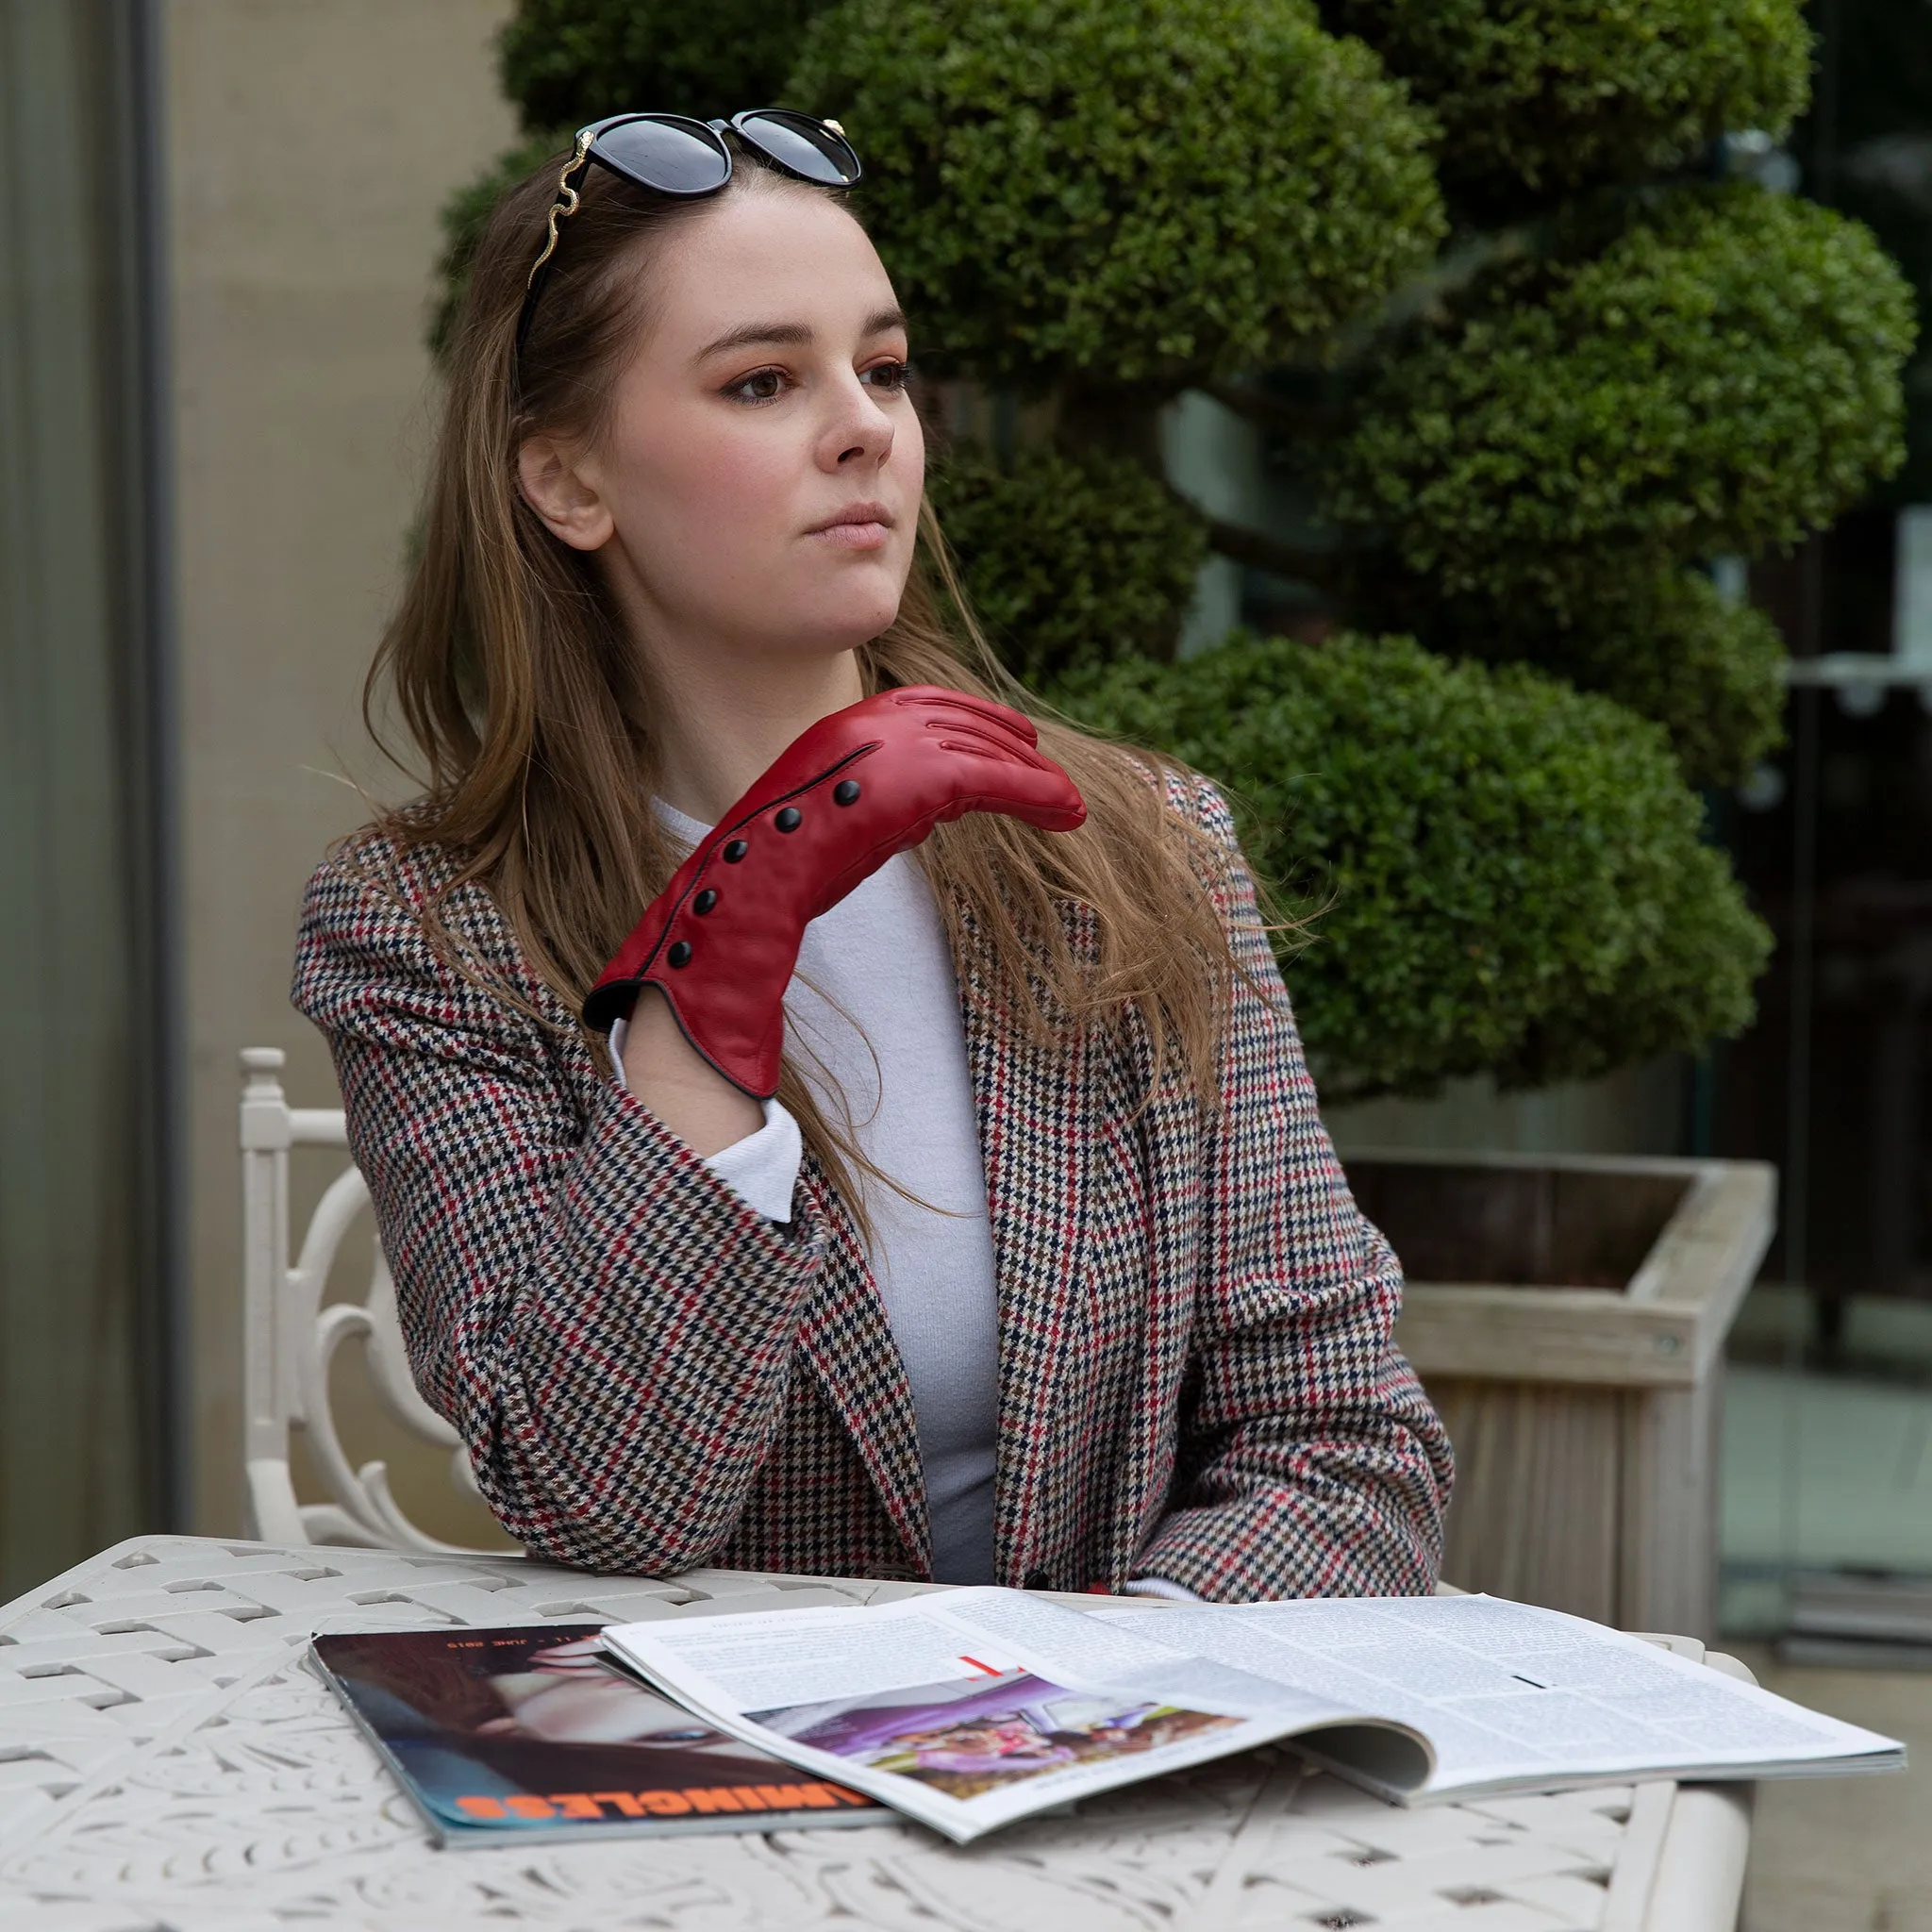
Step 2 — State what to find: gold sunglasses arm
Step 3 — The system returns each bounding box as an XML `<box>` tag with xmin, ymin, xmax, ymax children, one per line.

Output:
<box><xmin>526</xmin><ymin>130</ymin><xmax>594</xmax><ymax>291</ymax></box>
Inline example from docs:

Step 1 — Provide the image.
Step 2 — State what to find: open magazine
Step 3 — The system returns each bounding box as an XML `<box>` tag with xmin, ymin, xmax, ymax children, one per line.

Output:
<box><xmin>309</xmin><ymin>1624</ymin><xmax>884</xmax><ymax>1847</ymax></box>
<box><xmin>600</xmin><ymin>1588</ymin><xmax>1904</xmax><ymax>1846</ymax></box>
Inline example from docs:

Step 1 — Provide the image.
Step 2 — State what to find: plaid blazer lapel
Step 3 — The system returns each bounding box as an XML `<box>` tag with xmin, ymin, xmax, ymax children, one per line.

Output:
<box><xmin>791</xmin><ymin>1152</ymin><xmax>932</xmax><ymax>1574</ymax></box>
<box><xmin>955</xmin><ymin>897</ymin><xmax>1096</xmax><ymax>1587</ymax></box>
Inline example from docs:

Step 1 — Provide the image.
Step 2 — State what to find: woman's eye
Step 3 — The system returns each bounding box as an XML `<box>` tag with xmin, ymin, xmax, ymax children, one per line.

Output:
<box><xmin>864</xmin><ymin>359</ymin><xmax>912</xmax><ymax>393</ymax></box>
<box><xmin>726</xmin><ymin>368</ymin><xmax>789</xmax><ymax>405</ymax></box>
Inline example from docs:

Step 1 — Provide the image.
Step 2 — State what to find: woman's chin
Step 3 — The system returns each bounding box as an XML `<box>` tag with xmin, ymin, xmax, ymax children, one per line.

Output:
<box><xmin>780</xmin><ymin>590</ymin><xmax>909</xmax><ymax>654</ymax></box>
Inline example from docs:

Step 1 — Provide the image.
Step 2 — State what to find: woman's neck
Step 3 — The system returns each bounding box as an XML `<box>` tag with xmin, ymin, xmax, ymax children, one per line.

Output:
<box><xmin>643</xmin><ymin>641</ymin><xmax>868</xmax><ymax>825</ymax></box>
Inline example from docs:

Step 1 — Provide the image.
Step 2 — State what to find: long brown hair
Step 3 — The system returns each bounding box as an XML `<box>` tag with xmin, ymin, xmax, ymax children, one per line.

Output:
<box><xmin>362</xmin><ymin>142</ymin><xmax>1246</xmax><ymax>1216</ymax></box>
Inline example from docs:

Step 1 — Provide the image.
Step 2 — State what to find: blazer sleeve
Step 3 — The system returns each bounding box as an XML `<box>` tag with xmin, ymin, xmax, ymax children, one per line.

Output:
<box><xmin>1132</xmin><ymin>782</ymin><xmax>1455</xmax><ymax>1601</ymax></box>
<box><xmin>291</xmin><ymin>841</ymin><xmax>831</xmax><ymax>1575</ymax></box>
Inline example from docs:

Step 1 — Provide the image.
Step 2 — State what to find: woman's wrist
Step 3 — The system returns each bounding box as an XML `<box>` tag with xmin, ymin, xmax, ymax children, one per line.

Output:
<box><xmin>617</xmin><ymin>987</ymin><xmax>764</xmax><ymax>1157</ymax></box>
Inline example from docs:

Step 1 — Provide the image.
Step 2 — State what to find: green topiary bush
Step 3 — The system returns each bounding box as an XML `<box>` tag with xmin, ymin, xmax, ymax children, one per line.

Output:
<box><xmin>1502</xmin><ymin>573</ymin><xmax>1789</xmax><ymax>793</ymax></box>
<box><xmin>1051</xmin><ymin>632</ymin><xmax>1771</xmax><ymax>1100</ymax></box>
<box><xmin>786</xmin><ymin>0</ymin><xmax>1446</xmax><ymax>388</ymax></box>
<box><xmin>1324</xmin><ymin>0</ymin><xmax>1812</xmax><ymax>207</ymax></box>
<box><xmin>928</xmin><ymin>442</ymin><xmax>1206</xmax><ymax>682</ymax></box>
<box><xmin>446</xmin><ymin>0</ymin><xmax>1917</xmax><ymax>1103</ymax></box>
<box><xmin>1328</xmin><ymin>184</ymin><xmax>1915</xmax><ymax>621</ymax></box>
<box><xmin>1364</xmin><ymin>566</ymin><xmax>1790</xmax><ymax>791</ymax></box>
<box><xmin>497</xmin><ymin>0</ymin><xmax>830</xmax><ymax>128</ymax></box>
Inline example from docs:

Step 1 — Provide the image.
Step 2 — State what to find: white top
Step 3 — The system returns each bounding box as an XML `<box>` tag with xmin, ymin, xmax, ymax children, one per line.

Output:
<box><xmin>610</xmin><ymin>801</ymin><xmax>1191</xmax><ymax>1599</ymax></box>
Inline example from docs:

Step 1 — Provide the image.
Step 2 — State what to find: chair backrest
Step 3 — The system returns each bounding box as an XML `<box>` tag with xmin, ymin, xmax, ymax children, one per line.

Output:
<box><xmin>239</xmin><ymin>1047</ymin><xmax>505</xmax><ymax>1554</ymax></box>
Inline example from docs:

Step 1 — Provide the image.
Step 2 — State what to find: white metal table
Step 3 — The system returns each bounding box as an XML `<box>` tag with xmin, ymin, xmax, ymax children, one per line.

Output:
<box><xmin>0</xmin><ymin>1537</ymin><xmax>1750</xmax><ymax>1930</ymax></box>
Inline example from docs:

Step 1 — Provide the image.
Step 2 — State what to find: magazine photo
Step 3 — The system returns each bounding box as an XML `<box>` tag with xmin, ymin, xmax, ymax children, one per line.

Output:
<box><xmin>309</xmin><ymin>1624</ymin><xmax>882</xmax><ymax>1848</ymax></box>
<box><xmin>748</xmin><ymin>1667</ymin><xmax>1241</xmax><ymax>1800</ymax></box>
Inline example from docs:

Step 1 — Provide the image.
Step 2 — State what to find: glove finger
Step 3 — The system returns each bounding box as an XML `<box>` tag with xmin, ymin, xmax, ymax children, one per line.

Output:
<box><xmin>931</xmin><ymin>724</ymin><xmax>1058</xmax><ymax>772</ymax></box>
<box><xmin>966</xmin><ymin>757</ymin><xmax>1087</xmax><ymax>831</ymax></box>
<box><xmin>951</xmin><ymin>693</ymin><xmax>1041</xmax><ymax>745</ymax></box>
<box><xmin>900</xmin><ymin>688</ymin><xmax>1041</xmax><ymax>750</ymax></box>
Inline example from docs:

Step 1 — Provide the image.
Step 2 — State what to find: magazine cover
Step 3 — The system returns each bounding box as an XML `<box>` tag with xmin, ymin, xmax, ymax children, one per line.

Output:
<box><xmin>309</xmin><ymin>1624</ymin><xmax>884</xmax><ymax>1848</ymax></box>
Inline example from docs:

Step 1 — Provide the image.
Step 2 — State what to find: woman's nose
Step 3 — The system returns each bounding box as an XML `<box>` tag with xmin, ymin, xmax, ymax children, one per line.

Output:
<box><xmin>823</xmin><ymin>380</ymin><xmax>896</xmax><ymax>470</ymax></box>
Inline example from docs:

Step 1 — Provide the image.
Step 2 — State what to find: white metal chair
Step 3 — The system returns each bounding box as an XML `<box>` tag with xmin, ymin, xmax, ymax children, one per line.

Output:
<box><xmin>239</xmin><ymin>1046</ymin><xmax>504</xmax><ymax>1554</ymax></box>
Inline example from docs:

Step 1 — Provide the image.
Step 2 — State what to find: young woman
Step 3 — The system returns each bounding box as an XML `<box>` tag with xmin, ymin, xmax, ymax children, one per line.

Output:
<box><xmin>293</xmin><ymin>110</ymin><xmax>1452</xmax><ymax>1601</ymax></box>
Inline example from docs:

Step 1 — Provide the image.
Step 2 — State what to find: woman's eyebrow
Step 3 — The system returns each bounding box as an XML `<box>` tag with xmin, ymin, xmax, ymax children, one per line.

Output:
<box><xmin>694</xmin><ymin>307</ymin><xmax>909</xmax><ymax>363</ymax></box>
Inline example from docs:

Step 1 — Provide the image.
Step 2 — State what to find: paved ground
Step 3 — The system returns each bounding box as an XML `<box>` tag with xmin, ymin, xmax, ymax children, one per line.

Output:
<box><xmin>1719</xmin><ymin>1296</ymin><xmax>1932</xmax><ymax>1929</ymax></box>
<box><xmin>1730</xmin><ymin>1643</ymin><xmax>1932</xmax><ymax>1932</ymax></box>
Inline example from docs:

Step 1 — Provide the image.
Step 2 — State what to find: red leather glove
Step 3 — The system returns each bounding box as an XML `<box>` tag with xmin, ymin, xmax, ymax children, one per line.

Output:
<box><xmin>585</xmin><ymin>685</ymin><xmax>1087</xmax><ymax>1098</ymax></box>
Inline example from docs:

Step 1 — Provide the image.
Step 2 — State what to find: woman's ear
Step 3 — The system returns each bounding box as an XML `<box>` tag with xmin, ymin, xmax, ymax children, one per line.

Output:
<box><xmin>518</xmin><ymin>433</ymin><xmax>615</xmax><ymax>552</ymax></box>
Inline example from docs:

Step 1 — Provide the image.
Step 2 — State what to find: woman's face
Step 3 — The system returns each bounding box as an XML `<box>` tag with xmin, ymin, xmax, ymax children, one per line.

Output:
<box><xmin>522</xmin><ymin>185</ymin><xmax>924</xmax><ymax>673</ymax></box>
<box><xmin>477</xmin><ymin>1642</ymin><xmax>767</xmax><ymax>1758</ymax></box>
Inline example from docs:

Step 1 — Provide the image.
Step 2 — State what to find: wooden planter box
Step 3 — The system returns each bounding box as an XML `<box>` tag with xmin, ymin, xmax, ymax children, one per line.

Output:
<box><xmin>1346</xmin><ymin>1150</ymin><xmax>1775</xmax><ymax>1638</ymax></box>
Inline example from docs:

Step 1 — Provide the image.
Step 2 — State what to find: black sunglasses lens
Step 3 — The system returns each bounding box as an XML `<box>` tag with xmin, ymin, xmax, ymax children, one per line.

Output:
<box><xmin>736</xmin><ymin>111</ymin><xmax>861</xmax><ymax>186</ymax></box>
<box><xmin>593</xmin><ymin>117</ymin><xmax>731</xmax><ymax>195</ymax></box>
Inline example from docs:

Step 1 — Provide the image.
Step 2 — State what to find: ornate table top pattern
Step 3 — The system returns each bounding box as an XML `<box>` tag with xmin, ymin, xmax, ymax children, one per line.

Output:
<box><xmin>0</xmin><ymin>1538</ymin><xmax>1736</xmax><ymax>1931</ymax></box>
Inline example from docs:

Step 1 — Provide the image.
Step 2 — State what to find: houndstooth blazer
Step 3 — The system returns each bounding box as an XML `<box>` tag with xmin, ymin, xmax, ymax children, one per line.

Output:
<box><xmin>292</xmin><ymin>776</ymin><xmax>1453</xmax><ymax>1600</ymax></box>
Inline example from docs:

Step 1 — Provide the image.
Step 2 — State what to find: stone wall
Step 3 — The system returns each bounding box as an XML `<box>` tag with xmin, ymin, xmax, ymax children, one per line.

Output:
<box><xmin>164</xmin><ymin>0</ymin><xmax>516</xmax><ymax>1538</ymax></box>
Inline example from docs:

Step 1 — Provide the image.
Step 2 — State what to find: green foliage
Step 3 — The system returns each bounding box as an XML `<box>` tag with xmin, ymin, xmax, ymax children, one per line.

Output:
<box><xmin>787</xmin><ymin>0</ymin><xmax>1446</xmax><ymax>387</ymax></box>
<box><xmin>1809</xmin><ymin>0</ymin><xmax>1932</xmax><ymax>504</ymax></box>
<box><xmin>498</xmin><ymin>0</ymin><xmax>831</xmax><ymax>128</ymax></box>
<box><xmin>428</xmin><ymin>130</ymin><xmax>564</xmax><ymax>365</ymax></box>
<box><xmin>1052</xmin><ymin>632</ymin><xmax>1771</xmax><ymax>1102</ymax></box>
<box><xmin>457</xmin><ymin>0</ymin><xmax>1902</xmax><ymax>1101</ymax></box>
<box><xmin>1326</xmin><ymin>0</ymin><xmax>1811</xmax><ymax>205</ymax></box>
<box><xmin>1514</xmin><ymin>574</ymin><xmax>1788</xmax><ymax>791</ymax></box>
<box><xmin>1330</xmin><ymin>184</ymin><xmax>1915</xmax><ymax>619</ymax></box>
<box><xmin>928</xmin><ymin>442</ymin><xmax>1207</xmax><ymax>682</ymax></box>
<box><xmin>1399</xmin><ymin>569</ymin><xmax>1789</xmax><ymax>791</ymax></box>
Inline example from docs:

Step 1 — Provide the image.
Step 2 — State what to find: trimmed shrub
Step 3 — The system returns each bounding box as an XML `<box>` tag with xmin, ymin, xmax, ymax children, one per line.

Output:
<box><xmin>786</xmin><ymin>0</ymin><xmax>1446</xmax><ymax>387</ymax></box>
<box><xmin>1510</xmin><ymin>574</ymin><xmax>1788</xmax><ymax>791</ymax></box>
<box><xmin>1397</xmin><ymin>569</ymin><xmax>1790</xmax><ymax>791</ymax></box>
<box><xmin>1326</xmin><ymin>0</ymin><xmax>1811</xmax><ymax>205</ymax></box>
<box><xmin>447</xmin><ymin>0</ymin><xmax>1921</xmax><ymax>1098</ymax></box>
<box><xmin>929</xmin><ymin>441</ymin><xmax>1208</xmax><ymax>682</ymax></box>
<box><xmin>498</xmin><ymin>0</ymin><xmax>830</xmax><ymax>129</ymax></box>
<box><xmin>1329</xmin><ymin>184</ymin><xmax>1915</xmax><ymax>617</ymax></box>
<box><xmin>1052</xmin><ymin>632</ymin><xmax>1771</xmax><ymax>1101</ymax></box>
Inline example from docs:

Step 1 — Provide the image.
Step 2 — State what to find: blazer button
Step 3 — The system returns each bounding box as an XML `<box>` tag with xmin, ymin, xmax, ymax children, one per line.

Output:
<box><xmin>1024</xmin><ymin>1568</ymin><xmax>1050</xmax><ymax>1591</ymax></box>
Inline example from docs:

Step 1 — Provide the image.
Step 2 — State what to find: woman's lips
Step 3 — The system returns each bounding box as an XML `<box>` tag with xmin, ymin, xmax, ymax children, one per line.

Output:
<box><xmin>810</xmin><ymin>519</ymin><xmax>892</xmax><ymax>550</ymax></box>
<box><xmin>808</xmin><ymin>503</ymin><xmax>894</xmax><ymax>551</ymax></box>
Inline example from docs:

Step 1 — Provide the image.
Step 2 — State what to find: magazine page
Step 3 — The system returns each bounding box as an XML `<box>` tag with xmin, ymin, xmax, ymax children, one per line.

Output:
<box><xmin>1091</xmin><ymin>1593</ymin><xmax>1905</xmax><ymax>1802</ymax></box>
<box><xmin>602</xmin><ymin>1587</ymin><xmax>1430</xmax><ymax>1843</ymax></box>
<box><xmin>309</xmin><ymin>1625</ymin><xmax>884</xmax><ymax>1847</ymax></box>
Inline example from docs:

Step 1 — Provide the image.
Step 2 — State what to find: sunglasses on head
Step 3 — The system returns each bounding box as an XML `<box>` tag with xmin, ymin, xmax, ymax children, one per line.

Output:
<box><xmin>514</xmin><ymin>109</ymin><xmax>863</xmax><ymax>375</ymax></box>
